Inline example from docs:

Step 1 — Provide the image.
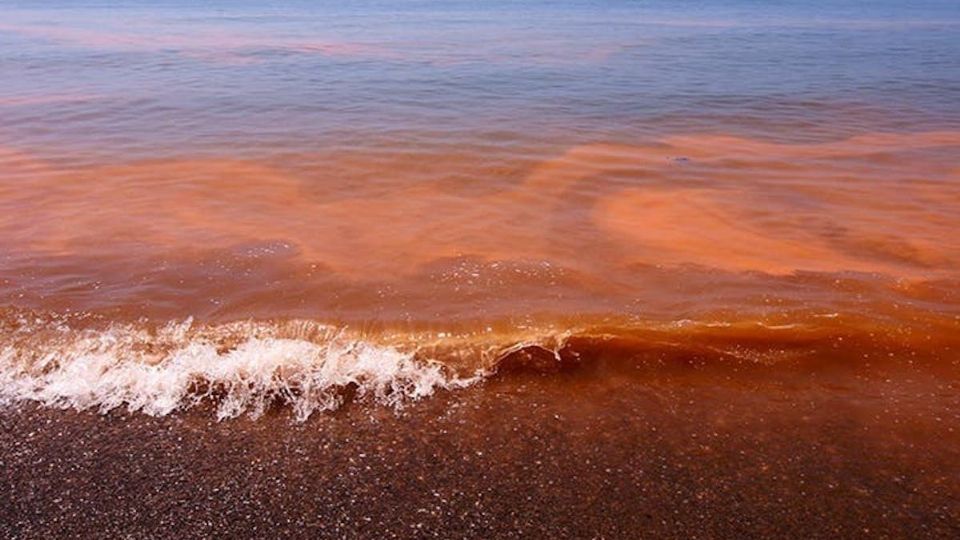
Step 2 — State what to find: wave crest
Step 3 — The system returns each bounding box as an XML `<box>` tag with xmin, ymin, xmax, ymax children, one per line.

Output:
<box><xmin>0</xmin><ymin>318</ymin><xmax>481</xmax><ymax>421</ymax></box>
<box><xmin>3</xmin><ymin>308</ymin><xmax>956</xmax><ymax>421</ymax></box>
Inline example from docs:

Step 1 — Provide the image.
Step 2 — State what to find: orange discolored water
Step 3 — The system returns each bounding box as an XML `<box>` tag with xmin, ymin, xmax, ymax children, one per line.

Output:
<box><xmin>1</xmin><ymin>0</ymin><xmax>959</xmax><ymax>419</ymax></box>
<box><xmin>2</xmin><ymin>132</ymin><xmax>958</xmax><ymax>320</ymax></box>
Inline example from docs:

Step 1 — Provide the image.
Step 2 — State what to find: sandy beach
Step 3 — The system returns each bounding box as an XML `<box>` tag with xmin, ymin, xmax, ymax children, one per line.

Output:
<box><xmin>3</xmin><ymin>355</ymin><xmax>958</xmax><ymax>539</ymax></box>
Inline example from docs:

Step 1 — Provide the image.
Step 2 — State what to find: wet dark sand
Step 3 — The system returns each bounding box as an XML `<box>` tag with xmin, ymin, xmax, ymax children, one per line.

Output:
<box><xmin>2</xmin><ymin>357</ymin><xmax>959</xmax><ymax>539</ymax></box>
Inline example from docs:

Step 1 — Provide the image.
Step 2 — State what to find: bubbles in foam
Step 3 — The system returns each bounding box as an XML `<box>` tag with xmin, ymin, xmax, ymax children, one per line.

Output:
<box><xmin>0</xmin><ymin>318</ymin><xmax>481</xmax><ymax>421</ymax></box>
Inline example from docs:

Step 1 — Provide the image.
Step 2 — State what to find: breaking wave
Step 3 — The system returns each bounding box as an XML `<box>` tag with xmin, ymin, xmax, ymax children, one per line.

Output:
<box><xmin>0</xmin><ymin>317</ymin><xmax>483</xmax><ymax>421</ymax></box>
<box><xmin>1</xmin><ymin>309</ymin><xmax>957</xmax><ymax>421</ymax></box>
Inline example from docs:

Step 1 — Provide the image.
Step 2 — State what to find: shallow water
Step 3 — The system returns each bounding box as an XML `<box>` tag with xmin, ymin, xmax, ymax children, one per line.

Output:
<box><xmin>1</xmin><ymin>0</ymin><xmax>959</xmax><ymax>417</ymax></box>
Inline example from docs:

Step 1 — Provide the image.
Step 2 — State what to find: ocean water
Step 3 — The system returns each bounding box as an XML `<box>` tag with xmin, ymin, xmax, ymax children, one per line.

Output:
<box><xmin>1</xmin><ymin>0</ymin><xmax>959</xmax><ymax>418</ymax></box>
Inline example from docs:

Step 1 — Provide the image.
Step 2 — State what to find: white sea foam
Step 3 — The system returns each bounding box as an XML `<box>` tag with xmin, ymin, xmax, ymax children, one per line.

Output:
<box><xmin>0</xmin><ymin>319</ymin><xmax>482</xmax><ymax>421</ymax></box>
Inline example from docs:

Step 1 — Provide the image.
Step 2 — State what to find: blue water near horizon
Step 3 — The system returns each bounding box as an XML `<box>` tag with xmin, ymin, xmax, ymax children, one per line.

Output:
<box><xmin>1</xmin><ymin>0</ymin><xmax>959</xmax><ymax>163</ymax></box>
